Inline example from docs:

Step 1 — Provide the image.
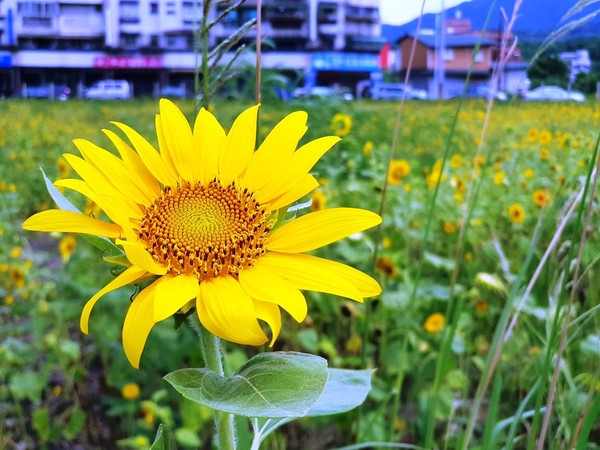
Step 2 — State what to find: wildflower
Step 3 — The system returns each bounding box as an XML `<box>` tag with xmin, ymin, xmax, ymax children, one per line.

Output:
<box><xmin>375</xmin><ymin>256</ymin><xmax>397</xmax><ymax>278</ymax></box>
<box><xmin>508</xmin><ymin>203</ymin><xmax>525</xmax><ymax>224</ymax></box>
<box><xmin>57</xmin><ymin>157</ymin><xmax>70</xmax><ymax>178</ymax></box>
<box><xmin>52</xmin><ymin>385</ymin><xmax>62</xmax><ymax>397</ymax></box>
<box><xmin>10</xmin><ymin>247</ymin><xmax>22</xmax><ymax>259</ymax></box>
<box><xmin>527</xmin><ymin>128</ymin><xmax>539</xmax><ymax>143</ymax></box>
<box><xmin>382</xmin><ymin>237</ymin><xmax>392</xmax><ymax>249</ymax></box>
<box><xmin>464</xmin><ymin>251</ymin><xmax>473</xmax><ymax>261</ymax></box>
<box><xmin>5</xmin><ymin>295</ymin><xmax>14</xmax><ymax>306</ymax></box>
<box><xmin>363</xmin><ymin>140</ymin><xmax>373</xmax><ymax>157</ymax></box>
<box><xmin>473</xmin><ymin>155</ymin><xmax>485</xmax><ymax>171</ymax></box>
<box><xmin>539</xmin><ymin>129</ymin><xmax>552</xmax><ymax>145</ymax></box>
<box><xmin>346</xmin><ymin>334</ymin><xmax>362</xmax><ymax>354</ymax></box>
<box><xmin>0</xmin><ymin>225</ymin><xmax>3</xmax><ymax>236</ymax></box>
<box><xmin>133</xmin><ymin>436</ymin><xmax>150</xmax><ymax>448</ymax></box>
<box><xmin>532</xmin><ymin>189</ymin><xmax>550</xmax><ymax>208</ymax></box>
<box><xmin>443</xmin><ymin>221</ymin><xmax>457</xmax><ymax>234</ymax></box>
<box><xmin>426</xmin><ymin>160</ymin><xmax>445</xmax><ymax>189</ymax></box>
<box><xmin>310</xmin><ymin>190</ymin><xmax>326</xmax><ymax>211</ymax></box>
<box><xmin>493</xmin><ymin>171</ymin><xmax>505</xmax><ymax>185</ymax></box>
<box><xmin>143</xmin><ymin>407</ymin><xmax>155</xmax><ymax>426</ymax></box>
<box><xmin>539</xmin><ymin>147</ymin><xmax>549</xmax><ymax>160</ymax></box>
<box><xmin>23</xmin><ymin>100</ymin><xmax>382</xmax><ymax>368</ymax></box>
<box><xmin>8</xmin><ymin>183</ymin><xmax>16</xmax><ymax>193</ymax></box>
<box><xmin>523</xmin><ymin>168</ymin><xmax>535</xmax><ymax>178</ymax></box>
<box><xmin>387</xmin><ymin>159</ymin><xmax>411</xmax><ymax>185</ymax></box>
<box><xmin>424</xmin><ymin>313</ymin><xmax>445</xmax><ymax>334</ymax></box>
<box><xmin>450</xmin><ymin>154</ymin><xmax>462</xmax><ymax>169</ymax></box>
<box><xmin>59</xmin><ymin>235</ymin><xmax>77</xmax><ymax>262</ymax></box>
<box><xmin>475</xmin><ymin>300</ymin><xmax>489</xmax><ymax>313</ymax></box>
<box><xmin>403</xmin><ymin>183</ymin><xmax>412</xmax><ymax>192</ymax></box>
<box><xmin>121</xmin><ymin>383</ymin><xmax>141</xmax><ymax>400</ymax></box>
<box><xmin>330</xmin><ymin>113</ymin><xmax>352</xmax><ymax>137</ymax></box>
<box><xmin>10</xmin><ymin>268</ymin><xmax>25</xmax><ymax>289</ymax></box>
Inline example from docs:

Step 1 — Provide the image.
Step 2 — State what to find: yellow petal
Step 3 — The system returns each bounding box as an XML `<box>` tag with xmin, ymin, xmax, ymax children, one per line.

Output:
<box><xmin>257</xmin><ymin>136</ymin><xmax>340</xmax><ymax>203</ymax></box>
<box><xmin>112</xmin><ymin>121</ymin><xmax>177</xmax><ymax>187</ymax></box>
<box><xmin>64</xmin><ymin>153</ymin><xmax>141</xmax><ymax>218</ymax></box>
<box><xmin>74</xmin><ymin>138</ymin><xmax>154</xmax><ymax>205</ymax></box>
<box><xmin>23</xmin><ymin>210</ymin><xmax>122</xmax><ymax>239</ymax></box>
<box><xmin>123</xmin><ymin>280</ymin><xmax>158</xmax><ymax>368</ymax></box>
<box><xmin>253</xmin><ymin>300</ymin><xmax>281</xmax><ymax>347</ymax></box>
<box><xmin>117</xmin><ymin>240</ymin><xmax>168</xmax><ymax>275</ymax></box>
<box><xmin>154</xmin><ymin>273</ymin><xmax>199</xmax><ymax>322</ymax></box>
<box><xmin>159</xmin><ymin>99</ymin><xmax>195</xmax><ymax>182</ymax></box>
<box><xmin>267</xmin><ymin>174</ymin><xmax>319</xmax><ymax>211</ymax></box>
<box><xmin>196</xmin><ymin>276</ymin><xmax>267</xmax><ymax>345</ymax></box>
<box><xmin>80</xmin><ymin>265</ymin><xmax>146</xmax><ymax>334</ymax></box>
<box><xmin>102</xmin><ymin>128</ymin><xmax>161</xmax><ymax>199</ymax></box>
<box><xmin>54</xmin><ymin>179</ymin><xmax>103</xmax><ymax>207</ymax></box>
<box><xmin>155</xmin><ymin>113</ymin><xmax>180</xmax><ymax>182</ymax></box>
<box><xmin>242</xmin><ymin>111</ymin><xmax>308</xmax><ymax>191</ymax></box>
<box><xmin>193</xmin><ymin>108</ymin><xmax>226</xmax><ymax>185</ymax></box>
<box><xmin>257</xmin><ymin>252</ymin><xmax>381</xmax><ymax>301</ymax></box>
<box><xmin>267</xmin><ymin>208</ymin><xmax>382</xmax><ymax>253</ymax></box>
<box><xmin>239</xmin><ymin>266</ymin><xmax>307</xmax><ymax>322</ymax></box>
<box><xmin>219</xmin><ymin>104</ymin><xmax>260</xmax><ymax>185</ymax></box>
<box><xmin>54</xmin><ymin>178</ymin><xmax>131</xmax><ymax>227</ymax></box>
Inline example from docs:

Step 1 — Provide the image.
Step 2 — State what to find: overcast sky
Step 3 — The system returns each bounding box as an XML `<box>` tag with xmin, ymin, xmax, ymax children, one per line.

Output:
<box><xmin>379</xmin><ymin>0</ymin><xmax>473</xmax><ymax>25</ymax></box>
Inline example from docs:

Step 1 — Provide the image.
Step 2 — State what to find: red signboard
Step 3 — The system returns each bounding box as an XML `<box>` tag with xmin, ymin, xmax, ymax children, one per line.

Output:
<box><xmin>93</xmin><ymin>56</ymin><xmax>163</xmax><ymax>69</ymax></box>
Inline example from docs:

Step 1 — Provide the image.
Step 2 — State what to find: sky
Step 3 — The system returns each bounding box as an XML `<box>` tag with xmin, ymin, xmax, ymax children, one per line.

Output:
<box><xmin>379</xmin><ymin>0</ymin><xmax>473</xmax><ymax>25</ymax></box>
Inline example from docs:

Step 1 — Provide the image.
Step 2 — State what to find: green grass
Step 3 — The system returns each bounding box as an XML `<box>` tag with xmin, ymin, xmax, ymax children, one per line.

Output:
<box><xmin>1</xmin><ymin>98</ymin><xmax>599</xmax><ymax>449</ymax></box>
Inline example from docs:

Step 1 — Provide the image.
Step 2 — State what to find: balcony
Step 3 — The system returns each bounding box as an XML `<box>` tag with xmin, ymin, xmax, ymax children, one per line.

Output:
<box><xmin>17</xmin><ymin>16</ymin><xmax>58</xmax><ymax>36</ymax></box>
<box><xmin>58</xmin><ymin>14</ymin><xmax>104</xmax><ymax>37</ymax></box>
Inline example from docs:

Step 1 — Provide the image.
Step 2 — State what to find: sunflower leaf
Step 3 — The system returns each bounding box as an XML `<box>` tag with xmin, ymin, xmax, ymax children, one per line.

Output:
<box><xmin>164</xmin><ymin>352</ymin><xmax>329</xmax><ymax>418</ymax></box>
<box><xmin>303</xmin><ymin>368</ymin><xmax>374</xmax><ymax>416</ymax></box>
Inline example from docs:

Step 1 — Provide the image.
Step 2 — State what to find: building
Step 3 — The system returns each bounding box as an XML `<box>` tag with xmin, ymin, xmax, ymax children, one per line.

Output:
<box><xmin>0</xmin><ymin>0</ymin><xmax>384</xmax><ymax>97</ymax></box>
<box><xmin>395</xmin><ymin>15</ymin><xmax>526</xmax><ymax>99</ymax></box>
<box><xmin>559</xmin><ymin>49</ymin><xmax>592</xmax><ymax>86</ymax></box>
<box><xmin>397</xmin><ymin>33</ymin><xmax>496</xmax><ymax>99</ymax></box>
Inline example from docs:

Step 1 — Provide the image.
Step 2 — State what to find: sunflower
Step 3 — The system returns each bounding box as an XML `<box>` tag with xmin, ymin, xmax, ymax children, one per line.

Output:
<box><xmin>508</xmin><ymin>203</ymin><xmax>525</xmax><ymax>224</ymax></box>
<box><xmin>387</xmin><ymin>159</ymin><xmax>411</xmax><ymax>185</ymax></box>
<box><xmin>23</xmin><ymin>100</ymin><xmax>382</xmax><ymax>368</ymax></box>
<box><xmin>532</xmin><ymin>188</ymin><xmax>550</xmax><ymax>207</ymax></box>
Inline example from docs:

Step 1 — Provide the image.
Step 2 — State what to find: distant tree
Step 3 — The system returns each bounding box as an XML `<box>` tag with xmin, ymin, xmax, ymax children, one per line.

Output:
<box><xmin>527</xmin><ymin>54</ymin><xmax>569</xmax><ymax>88</ymax></box>
<box><xmin>574</xmin><ymin>71</ymin><xmax>600</xmax><ymax>94</ymax></box>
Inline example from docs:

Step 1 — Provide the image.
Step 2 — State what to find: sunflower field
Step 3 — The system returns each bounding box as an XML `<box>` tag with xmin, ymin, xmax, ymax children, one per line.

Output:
<box><xmin>1</xmin><ymin>96</ymin><xmax>599</xmax><ymax>449</ymax></box>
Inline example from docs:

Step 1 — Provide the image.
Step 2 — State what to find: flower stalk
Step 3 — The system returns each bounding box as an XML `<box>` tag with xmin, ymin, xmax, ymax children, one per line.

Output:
<box><xmin>189</xmin><ymin>317</ymin><xmax>236</xmax><ymax>450</ymax></box>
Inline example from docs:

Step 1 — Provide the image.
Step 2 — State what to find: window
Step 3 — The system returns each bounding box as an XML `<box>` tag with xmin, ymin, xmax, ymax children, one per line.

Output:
<box><xmin>120</xmin><ymin>0</ymin><xmax>139</xmax><ymax>20</ymax></box>
<box><xmin>442</xmin><ymin>49</ymin><xmax>454</xmax><ymax>61</ymax></box>
<box><xmin>166</xmin><ymin>1</ymin><xmax>176</xmax><ymax>15</ymax></box>
<box><xmin>150</xmin><ymin>2</ymin><xmax>158</xmax><ymax>14</ymax></box>
<box><xmin>121</xmin><ymin>33</ymin><xmax>138</xmax><ymax>47</ymax></box>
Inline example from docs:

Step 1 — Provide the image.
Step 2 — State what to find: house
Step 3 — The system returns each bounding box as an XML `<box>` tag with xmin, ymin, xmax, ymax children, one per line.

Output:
<box><xmin>397</xmin><ymin>33</ymin><xmax>497</xmax><ymax>99</ymax></box>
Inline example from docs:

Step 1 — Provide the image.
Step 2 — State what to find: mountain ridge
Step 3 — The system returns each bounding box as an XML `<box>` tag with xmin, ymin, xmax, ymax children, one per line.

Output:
<box><xmin>381</xmin><ymin>0</ymin><xmax>600</xmax><ymax>43</ymax></box>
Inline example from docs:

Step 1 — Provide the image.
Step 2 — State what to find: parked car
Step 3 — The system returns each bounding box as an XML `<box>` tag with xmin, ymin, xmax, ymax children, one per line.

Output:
<box><xmin>292</xmin><ymin>86</ymin><xmax>354</xmax><ymax>101</ymax></box>
<box><xmin>523</xmin><ymin>86</ymin><xmax>585</xmax><ymax>103</ymax></box>
<box><xmin>370</xmin><ymin>83</ymin><xmax>428</xmax><ymax>100</ymax></box>
<box><xmin>461</xmin><ymin>85</ymin><xmax>508</xmax><ymax>101</ymax></box>
<box><xmin>160</xmin><ymin>85</ymin><xmax>187</xmax><ymax>98</ymax></box>
<box><xmin>23</xmin><ymin>84</ymin><xmax>71</xmax><ymax>100</ymax></box>
<box><xmin>84</xmin><ymin>80</ymin><xmax>131</xmax><ymax>100</ymax></box>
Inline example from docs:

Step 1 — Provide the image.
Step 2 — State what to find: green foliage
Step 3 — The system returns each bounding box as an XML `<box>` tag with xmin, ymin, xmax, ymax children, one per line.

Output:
<box><xmin>527</xmin><ymin>53</ymin><xmax>570</xmax><ymax>88</ymax></box>
<box><xmin>164</xmin><ymin>352</ymin><xmax>329</xmax><ymax>418</ymax></box>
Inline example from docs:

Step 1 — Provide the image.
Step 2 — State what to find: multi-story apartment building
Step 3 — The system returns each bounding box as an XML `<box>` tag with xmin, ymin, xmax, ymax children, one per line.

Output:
<box><xmin>0</xmin><ymin>0</ymin><xmax>383</xmax><ymax>97</ymax></box>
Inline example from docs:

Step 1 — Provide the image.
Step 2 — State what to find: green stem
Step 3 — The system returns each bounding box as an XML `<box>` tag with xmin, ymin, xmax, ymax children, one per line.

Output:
<box><xmin>188</xmin><ymin>318</ymin><xmax>236</xmax><ymax>450</ymax></box>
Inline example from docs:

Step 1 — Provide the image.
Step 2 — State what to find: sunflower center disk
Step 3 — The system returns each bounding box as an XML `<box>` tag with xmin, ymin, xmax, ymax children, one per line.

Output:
<box><xmin>139</xmin><ymin>180</ymin><xmax>272</xmax><ymax>281</ymax></box>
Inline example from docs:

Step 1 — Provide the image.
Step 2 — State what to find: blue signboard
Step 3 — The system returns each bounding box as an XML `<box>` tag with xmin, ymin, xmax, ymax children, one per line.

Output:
<box><xmin>312</xmin><ymin>52</ymin><xmax>379</xmax><ymax>72</ymax></box>
<box><xmin>0</xmin><ymin>53</ymin><xmax>12</xmax><ymax>68</ymax></box>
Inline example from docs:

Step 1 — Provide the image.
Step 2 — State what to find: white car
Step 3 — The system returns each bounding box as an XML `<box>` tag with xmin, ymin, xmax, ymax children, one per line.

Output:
<box><xmin>523</xmin><ymin>86</ymin><xmax>585</xmax><ymax>103</ymax></box>
<box><xmin>84</xmin><ymin>80</ymin><xmax>132</xmax><ymax>100</ymax></box>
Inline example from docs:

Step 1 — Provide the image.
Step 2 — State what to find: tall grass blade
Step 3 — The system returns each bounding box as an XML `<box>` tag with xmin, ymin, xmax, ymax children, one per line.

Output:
<box><xmin>562</xmin><ymin>0</ymin><xmax>600</xmax><ymax>21</ymax></box>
